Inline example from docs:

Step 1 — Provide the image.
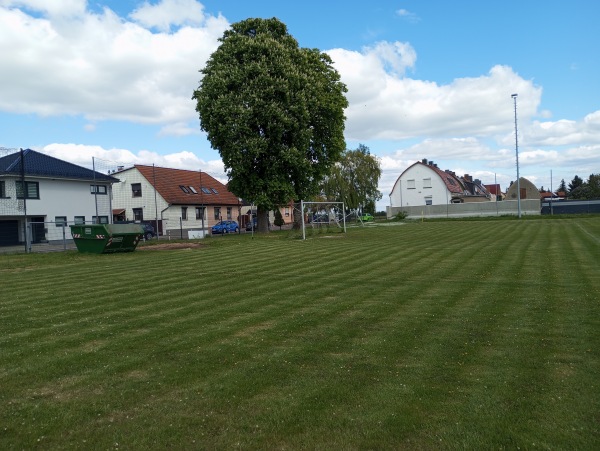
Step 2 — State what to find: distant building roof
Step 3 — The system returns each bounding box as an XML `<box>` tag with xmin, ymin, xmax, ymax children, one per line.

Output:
<box><xmin>484</xmin><ymin>184</ymin><xmax>502</xmax><ymax>196</ymax></box>
<box><xmin>0</xmin><ymin>148</ymin><xmax>118</xmax><ymax>182</ymax></box>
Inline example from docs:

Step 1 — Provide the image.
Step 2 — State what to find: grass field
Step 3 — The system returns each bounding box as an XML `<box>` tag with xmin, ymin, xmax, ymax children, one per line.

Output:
<box><xmin>1</xmin><ymin>217</ymin><xmax>599</xmax><ymax>449</ymax></box>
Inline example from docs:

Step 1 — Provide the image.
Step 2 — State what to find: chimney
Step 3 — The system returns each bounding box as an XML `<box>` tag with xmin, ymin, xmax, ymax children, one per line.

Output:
<box><xmin>422</xmin><ymin>158</ymin><xmax>428</xmax><ymax>165</ymax></box>
<box><xmin>464</xmin><ymin>174</ymin><xmax>472</xmax><ymax>182</ymax></box>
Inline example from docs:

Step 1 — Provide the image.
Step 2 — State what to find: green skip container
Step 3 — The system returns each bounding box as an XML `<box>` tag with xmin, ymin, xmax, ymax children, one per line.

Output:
<box><xmin>70</xmin><ymin>224</ymin><xmax>144</xmax><ymax>254</ymax></box>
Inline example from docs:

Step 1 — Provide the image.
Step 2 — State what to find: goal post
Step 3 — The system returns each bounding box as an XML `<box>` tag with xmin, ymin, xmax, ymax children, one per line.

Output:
<box><xmin>299</xmin><ymin>200</ymin><xmax>346</xmax><ymax>240</ymax></box>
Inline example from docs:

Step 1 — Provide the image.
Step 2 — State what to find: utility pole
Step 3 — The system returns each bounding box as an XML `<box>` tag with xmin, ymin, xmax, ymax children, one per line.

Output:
<box><xmin>512</xmin><ymin>93</ymin><xmax>522</xmax><ymax>218</ymax></box>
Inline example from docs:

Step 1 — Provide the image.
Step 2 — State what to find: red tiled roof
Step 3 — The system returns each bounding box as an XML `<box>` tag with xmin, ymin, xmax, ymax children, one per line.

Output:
<box><xmin>425</xmin><ymin>163</ymin><xmax>464</xmax><ymax>194</ymax></box>
<box><xmin>135</xmin><ymin>165</ymin><xmax>240</xmax><ymax>206</ymax></box>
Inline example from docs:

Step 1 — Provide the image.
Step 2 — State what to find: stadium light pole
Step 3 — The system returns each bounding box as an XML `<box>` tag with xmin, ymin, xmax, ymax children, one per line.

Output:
<box><xmin>512</xmin><ymin>93</ymin><xmax>522</xmax><ymax>218</ymax></box>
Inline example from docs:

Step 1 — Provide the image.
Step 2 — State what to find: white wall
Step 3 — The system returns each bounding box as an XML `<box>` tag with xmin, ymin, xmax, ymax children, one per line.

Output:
<box><xmin>0</xmin><ymin>177</ymin><xmax>112</xmax><ymax>242</ymax></box>
<box><xmin>390</xmin><ymin>164</ymin><xmax>451</xmax><ymax>207</ymax></box>
<box><xmin>2</xmin><ymin>177</ymin><xmax>110</xmax><ymax>220</ymax></box>
<box><xmin>387</xmin><ymin>199</ymin><xmax>541</xmax><ymax>219</ymax></box>
<box><xmin>111</xmin><ymin>169</ymin><xmax>168</xmax><ymax>222</ymax></box>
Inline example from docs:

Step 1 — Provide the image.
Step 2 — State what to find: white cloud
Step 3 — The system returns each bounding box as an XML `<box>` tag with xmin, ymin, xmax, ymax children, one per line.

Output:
<box><xmin>328</xmin><ymin>42</ymin><xmax>543</xmax><ymax>141</ymax></box>
<box><xmin>158</xmin><ymin>122</ymin><xmax>202</xmax><ymax>137</ymax></box>
<box><xmin>130</xmin><ymin>0</ymin><xmax>208</xmax><ymax>32</ymax></box>
<box><xmin>0</xmin><ymin>0</ymin><xmax>86</xmax><ymax>17</ymax></box>
<box><xmin>0</xmin><ymin>2</ymin><xmax>229</xmax><ymax>124</ymax></box>
<box><xmin>39</xmin><ymin>143</ymin><xmax>227</xmax><ymax>179</ymax></box>
<box><xmin>522</xmin><ymin>111</ymin><xmax>600</xmax><ymax>147</ymax></box>
<box><xmin>369</xmin><ymin>41</ymin><xmax>416</xmax><ymax>76</ymax></box>
<box><xmin>396</xmin><ymin>8</ymin><xmax>420</xmax><ymax>23</ymax></box>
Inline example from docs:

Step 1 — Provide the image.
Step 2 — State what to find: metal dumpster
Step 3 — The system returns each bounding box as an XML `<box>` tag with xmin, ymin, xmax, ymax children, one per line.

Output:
<box><xmin>70</xmin><ymin>224</ymin><xmax>144</xmax><ymax>254</ymax></box>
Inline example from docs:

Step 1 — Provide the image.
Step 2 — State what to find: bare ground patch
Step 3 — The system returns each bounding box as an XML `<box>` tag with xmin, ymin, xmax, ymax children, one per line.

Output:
<box><xmin>139</xmin><ymin>242</ymin><xmax>206</xmax><ymax>251</ymax></box>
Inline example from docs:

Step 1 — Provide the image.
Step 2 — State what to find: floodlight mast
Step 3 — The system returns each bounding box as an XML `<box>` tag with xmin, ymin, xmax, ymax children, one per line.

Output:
<box><xmin>512</xmin><ymin>93</ymin><xmax>521</xmax><ymax>219</ymax></box>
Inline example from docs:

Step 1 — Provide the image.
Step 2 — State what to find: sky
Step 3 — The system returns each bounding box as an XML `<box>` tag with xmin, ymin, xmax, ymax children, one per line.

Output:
<box><xmin>1</xmin><ymin>0</ymin><xmax>599</xmax><ymax>210</ymax></box>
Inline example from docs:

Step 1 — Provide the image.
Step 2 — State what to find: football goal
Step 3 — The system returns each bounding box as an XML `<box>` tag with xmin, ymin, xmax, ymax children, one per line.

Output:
<box><xmin>298</xmin><ymin>200</ymin><xmax>346</xmax><ymax>240</ymax></box>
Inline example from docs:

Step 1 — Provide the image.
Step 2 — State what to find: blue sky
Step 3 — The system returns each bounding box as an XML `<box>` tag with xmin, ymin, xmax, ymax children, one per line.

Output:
<box><xmin>1</xmin><ymin>0</ymin><xmax>598</xmax><ymax>209</ymax></box>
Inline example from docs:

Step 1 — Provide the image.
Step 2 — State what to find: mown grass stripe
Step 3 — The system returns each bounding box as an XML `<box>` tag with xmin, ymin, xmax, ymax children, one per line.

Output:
<box><xmin>1</xmin><ymin>217</ymin><xmax>598</xmax><ymax>449</ymax></box>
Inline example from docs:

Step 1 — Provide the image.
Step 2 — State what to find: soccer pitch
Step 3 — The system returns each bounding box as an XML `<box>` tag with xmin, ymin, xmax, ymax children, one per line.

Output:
<box><xmin>1</xmin><ymin>217</ymin><xmax>599</xmax><ymax>449</ymax></box>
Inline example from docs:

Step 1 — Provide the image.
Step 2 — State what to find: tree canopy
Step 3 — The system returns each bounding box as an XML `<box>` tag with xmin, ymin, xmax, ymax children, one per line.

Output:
<box><xmin>569</xmin><ymin>174</ymin><xmax>600</xmax><ymax>200</ymax></box>
<box><xmin>193</xmin><ymin>17</ymin><xmax>348</xmax><ymax>231</ymax></box>
<box><xmin>568</xmin><ymin>175</ymin><xmax>584</xmax><ymax>194</ymax></box>
<box><xmin>320</xmin><ymin>144</ymin><xmax>382</xmax><ymax>213</ymax></box>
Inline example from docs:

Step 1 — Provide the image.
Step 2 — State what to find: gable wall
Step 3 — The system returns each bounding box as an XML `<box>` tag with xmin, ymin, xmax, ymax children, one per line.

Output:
<box><xmin>390</xmin><ymin>164</ymin><xmax>452</xmax><ymax>207</ymax></box>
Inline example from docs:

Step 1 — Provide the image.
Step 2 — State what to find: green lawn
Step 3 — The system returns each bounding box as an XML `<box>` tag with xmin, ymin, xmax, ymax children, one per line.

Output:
<box><xmin>1</xmin><ymin>218</ymin><xmax>599</xmax><ymax>449</ymax></box>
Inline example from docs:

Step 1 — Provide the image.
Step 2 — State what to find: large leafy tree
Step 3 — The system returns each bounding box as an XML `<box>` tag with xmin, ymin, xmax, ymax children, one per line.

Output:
<box><xmin>193</xmin><ymin>18</ymin><xmax>348</xmax><ymax>232</ymax></box>
<box><xmin>321</xmin><ymin>144</ymin><xmax>382</xmax><ymax>213</ymax></box>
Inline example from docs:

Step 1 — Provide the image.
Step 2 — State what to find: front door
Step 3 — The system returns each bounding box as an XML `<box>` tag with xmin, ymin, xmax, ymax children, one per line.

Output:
<box><xmin>30</xmin><ymin>217</ymin><xmax>46</xmax><ymax>243</ymax></box>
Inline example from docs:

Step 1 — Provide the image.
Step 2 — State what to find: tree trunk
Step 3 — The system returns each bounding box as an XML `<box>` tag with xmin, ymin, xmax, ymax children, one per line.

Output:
<box><xmin>257</xmin><ymin>208</ymin><xmax>270</xmax><ymax>233</ymax></box>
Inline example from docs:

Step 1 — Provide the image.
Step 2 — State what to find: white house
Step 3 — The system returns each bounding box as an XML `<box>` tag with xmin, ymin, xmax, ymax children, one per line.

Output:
<box><xmin>0</xmin><ymin>149</ymin><xmax>117</xmax><ymax>246</ymax></box>
<box><xmin>111</xmin><ymin>165</ymin><xmax>242</xmax><ymax>238</ymax></box>
<box><xmin>389</xmin><ymin>159</ymin><xmax>491</xmax><ymax>208</ymax></box>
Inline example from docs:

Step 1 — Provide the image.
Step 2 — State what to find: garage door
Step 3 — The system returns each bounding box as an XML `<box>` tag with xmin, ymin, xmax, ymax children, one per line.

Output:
<box><xmin>0</xmin><ymin>220</ymin><xmax>19</xmax><ymax>246</ymax></box>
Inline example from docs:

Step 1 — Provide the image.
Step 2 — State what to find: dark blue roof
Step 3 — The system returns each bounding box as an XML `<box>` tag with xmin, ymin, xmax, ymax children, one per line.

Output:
<box><xmin>0</xmin><ymin>149</ymin><xmax>118</xmax><ymax>182</ymax></box>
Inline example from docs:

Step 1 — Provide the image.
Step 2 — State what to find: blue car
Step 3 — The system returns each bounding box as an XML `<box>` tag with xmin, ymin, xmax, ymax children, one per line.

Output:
<box><xmin>211</xmin><ymin>220</ymin><xmax>239</xmax><ymax>234</ymax></box>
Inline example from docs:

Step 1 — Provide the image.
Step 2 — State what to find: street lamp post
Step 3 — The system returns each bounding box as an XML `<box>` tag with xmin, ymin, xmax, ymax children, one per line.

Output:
<box><xmin>512</xmin><ymin>93</ymin><xmax>521</xmax><ymax>218</ymax></box>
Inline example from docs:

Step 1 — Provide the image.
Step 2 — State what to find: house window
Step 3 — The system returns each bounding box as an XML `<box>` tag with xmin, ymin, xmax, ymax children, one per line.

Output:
<box><xmin>423</xmin><ymin>178</ymin><xmax>432</xmax><ymax>188</ymax></box>
<box><xmin>90</xmin><ymin>185</ymin><xmax>107</xmax><ymax>194</ymax></box>
<box><xmin>425</xmin><ymin>196</ymin><xmax>433</xmax><ymax>206</ymax></box>
<box><xmin>211</xmin><ymin>188</ymin><xmax>219</xmax><ymax>194</ymax></box>
<box><xmin>131</xmin><ymin>183</ymin><xmax>142</xmax><ymax>197</ymax></box>
<box><xmin>16</xmin><ymin>181</ymin><xmax>40</xmax><ymax>199</ymax></box>
<box><xmin>0</xmin><ymin>180</ymin><xmax>7</xmax><ymax>198</ymax></box>
<box><xmin>285</xmin><ymin>207</ymin><xmax>290</xmax><ymax>217</ymax></box>
<box><xmin>188</xmin><ymin>186</ymin><xmax>198</xmax><ymax>194</ymax></box>
<box><xmin>214</xmin><ymin>207</ymin><xmax>221</xmax><ymax>220</ymax></box>
<box><xmin>227</xmin><ymin>207</ymin><xmax>232</xmax><ymax>220</ymax></box>
<box><xmin>133</xmin><ymin>208</ymin><xmax>143</xmax><ymax>221</ymax></box>
<box><xmin>92</xmin><ymin>216</ymin><xmax>109</xmax><ymax>224</ymax></box>
<box><xmin>201</xmin><ymin>187</ymin><xmax>211</xmax><ymax>194</ymax></box>
<box><xmin>181</xmin><ymin>207</ymin><xmax>188</xmax><ymax>220</ymax></box>
<box><xmin>407</xmin><ymin>179</ymin><xmax>416</xmax><ymax>189</ymax></box>
<box><xmin>74</xmin><ymin>216</ymin><xmax>85</xmax><ymax>224</ymax></box>
<box><xmin>55</xmin><ymin>216</ymin><xmax>67</xmax><ymax>227</ymax></box>
<box><xmin>179</xmin><ymin>185</ymin><xmax>190</xmax><ymax>194</ymax></box>
<box><xmin>196</xmin><ymin>207</ymin><xmax>205</xmax><ymax>220</ymax></box>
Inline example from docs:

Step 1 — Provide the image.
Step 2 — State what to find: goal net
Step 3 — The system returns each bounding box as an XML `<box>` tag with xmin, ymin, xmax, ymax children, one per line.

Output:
<box><xmin>298</xmin><ymin>201</ymin><xmax>346</xmax><ymax>240</ymax></box>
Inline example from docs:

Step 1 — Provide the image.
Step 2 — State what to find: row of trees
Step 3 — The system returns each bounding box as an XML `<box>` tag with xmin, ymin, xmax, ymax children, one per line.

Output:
<box><xmin>555</xmin><ymin>174</ymin><xmax>600</xmax><ymax>200</ymax></box>
<box><xmin>194</xmin><ymin>18</ymin><xmax>381</xmax><ymax>232</ymax></box>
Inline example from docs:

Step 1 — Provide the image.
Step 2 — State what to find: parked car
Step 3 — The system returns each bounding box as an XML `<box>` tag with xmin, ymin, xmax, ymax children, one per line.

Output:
<box><xmin>245</xmin><ymin>217</ymin><xmax>257</xmax><ymax>231</ymax></box>
<box><xmin>115</xmin><ymin>220</ymin><xmax>155</xmax><ymax>240</ymax></box>
<box><xmin>212</xmin><ymin>220</ymin><xmax>239</xmax><ymax>234</ymax></box>
<box><xmin>359</xmin><ymin>213</ymin><xmax>374</xmax><ymax>222</ymax></box>
<box><xmin>141</xmin><ymin>223</ymin><xmax>156</xmax><ymax>240</ymax></box>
